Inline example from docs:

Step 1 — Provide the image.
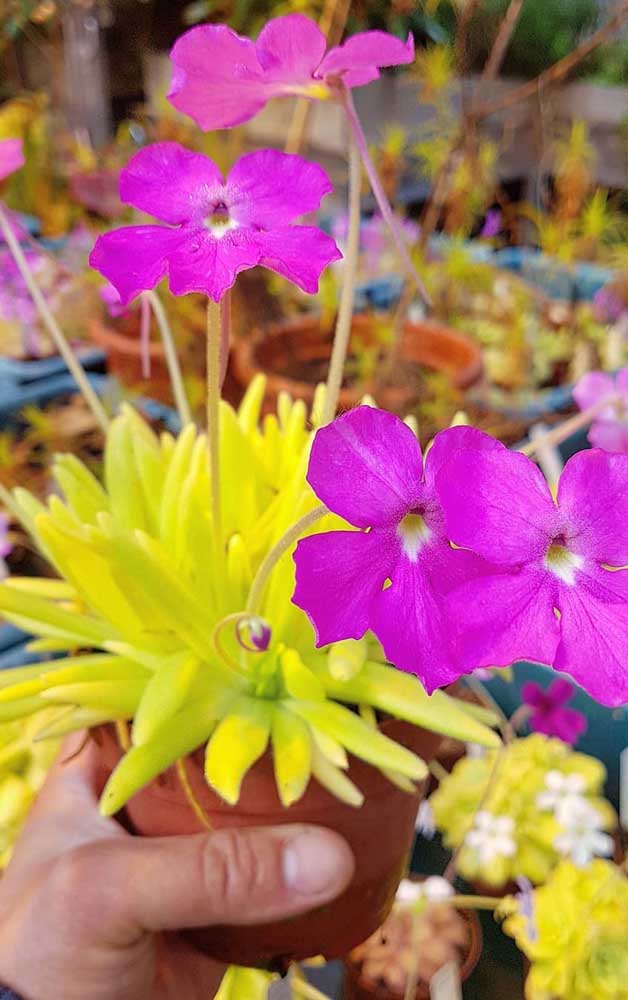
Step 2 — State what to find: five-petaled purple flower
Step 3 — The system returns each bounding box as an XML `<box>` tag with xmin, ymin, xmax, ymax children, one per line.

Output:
<box><xmin>521</xmin><ymin>678</ymin><xmax>587</xmax><ymax>746</ymax></box>
<box><xmin>292</xmin><ymin>407</ymin><xmax>499</xmax><ymax>692</ymax></box>
<box><xmin>0</xmin><ymin>138</ymin><xmax>24</xmax><ymax>182</ymax></box>
<box><xmin>89</xmin><ymin>142</ymin><xmax>340</xmax><ymax>304</ymax></box>
<box><xmin>573</xmin><ymin>369</ymin><xmax>628</xmax><ymax>454</ymax></box>
<box><xmin>438</xmin><ymin>442</ymin><xmax>628</xmax><ymax>707</ymax></box>
<box><xmin>168</xmin><ymin>14</ymin><xmax>414</xmax><ymax>131</ymax></box>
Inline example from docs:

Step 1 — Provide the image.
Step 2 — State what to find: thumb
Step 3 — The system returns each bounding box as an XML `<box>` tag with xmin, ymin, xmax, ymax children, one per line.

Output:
<box><xmin>86</xmin><ymin>824</ymin><xmax>355</xmax><ymax>934</ymax></box>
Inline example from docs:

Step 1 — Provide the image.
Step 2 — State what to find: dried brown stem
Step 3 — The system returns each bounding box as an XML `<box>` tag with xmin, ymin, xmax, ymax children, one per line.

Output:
<box><xmin>482</xmin><ymin>0</ymin><xmax>525</xmax><ymax>80</ymax></box>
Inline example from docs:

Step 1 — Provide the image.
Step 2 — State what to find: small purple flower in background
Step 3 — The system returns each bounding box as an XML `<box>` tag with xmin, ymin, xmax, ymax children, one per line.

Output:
<box><xmin>100</xmin><ymin>282</ymin><xmax>129</xmax><ymax>319</ymax></box>
<box><xmin>0</xmin><ymin>513</ymin><xmax>12</xmax><ymax>578</ymax></box>
<box><xmin>593</xmin><ymin>285</ymin><xmax>626</xmax><ymax>325</ymax></box>
<box><xmin>521</xmin><ymin>678</ymin><xmax>587</xmax><ymax>746</ymax></box>
<box><xmin>479</xmin><ymin>208</ymin><xmax>502</xmax><ymax>239</ymax></box>
<box><xmin>514</xmin><ymin>877</ymin><xmax>537</xmax><ymax>942</ymax></box>
<box><xmin>168</xmin><ymin>14</ymin><xmax>414</xmax><ymax>131</ymax></box>
<box><xmin>438</xmin><ymin>444</ymin><xmax>628</xmax><ymax>706</ymax></box>
<box><xmin>332</xmin><ymin>212</ymin><xmax>419</xmax><ymax>275</ymax></box>
<box><xmin>292</xmin><ymin>407</ymin><xmax>501</xmax><ymax>691</ymax></box>
<box><xmin>0</xmin><ymin>138</ymin><xmax>24</xmax><ymax>182</ymax></box>
<box><xmin>573</xmin><ymin>369</ymin><xmax>628</xmax><ymax>454</ymax></box>
<box><xmin>90</xmin><ymin>143</ymin><xmax>340</xmax><ymax>304</ymax></box>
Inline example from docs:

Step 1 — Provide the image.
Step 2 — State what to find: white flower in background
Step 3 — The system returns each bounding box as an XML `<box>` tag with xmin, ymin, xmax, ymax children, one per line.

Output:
<box><xmin>536</xmin><ymin>770</ymin><xmax>586</xmax><ymax>812</ymax></box>
<box><xmin>415</xmin><ymin>799</ymin><xmax>435</xmax><ymax>838</ymax></box>
<box><xmin>553</xmin><ymin>797</ymin><xmax>614</xmax><ymax>867</ymax></box>
<box><xmin>395</xmin><ymin>876</ymin><xmax>454</xmax><ymax>905</ymax></box>
<box><xmin>465</xmin><ymin>811</ymin><xmax>516</xmax><ymax>865</ymax></box>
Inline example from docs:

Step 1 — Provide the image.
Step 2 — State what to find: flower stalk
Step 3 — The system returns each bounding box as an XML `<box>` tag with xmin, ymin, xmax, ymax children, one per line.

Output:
<box><xmin>341</xmin><ymin>88</ymin><xmax>432</xmax><ymax>311</ymax></box>
<box><xmin>0</xmin><ymin>204</ymin><xmax>110</xmax><ymax>434</ymax></box>
<box><xmin>322</xmin><ymin>132</ymin><xmax>361</xmax><ymax>424</ymax></box>
<box><xmin>519</xmin><ymin>395</ymin><xmax>618</xmax><ymax>458</ymax></box>
<box><xmin>145</xmin><ymin>290</ymin><xmax>193</xmax><ymax>426</ymax></box>
<box><xmin>206</xmin><ymin>299</ymin><xmax>223</xmax><ymax>539</ymax></box>
<box><xmin>246</xmin><ymin>504</ymin><xmax>328</xmax><ymax>615</ymax></box>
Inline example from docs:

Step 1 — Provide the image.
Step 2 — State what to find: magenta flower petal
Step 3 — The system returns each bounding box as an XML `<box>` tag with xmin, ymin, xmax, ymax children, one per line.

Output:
<box><xmin>438</xmin><ymin>449</ymin><xmax>557</xmax><ymax>565</ymax></box>
<box><xmin>370</xmin><ymin>545</ymin><xmax>460</xmax><ymax>691</ymax></box>
<box><xmin>316</xmin><ymin>31</ymin><xmax>415</xmax><ymax>88</ymax></box>
<box><xmin>424</xmin><ymin>424</ymin><xmax>505</xmax><ymax>487</ymax></box>
<box><xmin>307</xmin><ymin>407</ymin><xmax>423</xmax><ymax>528</ymax></box>
<box><xmin>252</xmin><ymin>225</ymin><xmax>342</xmax><ymax>294</ymax></box>
<box><xmin>544</xmin><ymin>677</ymin><xmax>575</xmax><ymax>706</ymax></box>
<box><xmin>573</xmin><ymin>371</ymin><xmax>616</xmax><ymax>418</ymax></box>
<box><xmin>293</xmin><ymin>529</ymin><xmax>393</xmax><ymax>646</ymax></box>
<box><xmin>557</xmin><ymin>450</ymin><xmax>628</xmax><ymax>566</ymax></box>
<box><xmin>521</xmin><ymin>677</ymin><xmax>587</xmax><ymax>746</ymax></box>
<box><xmin>0</xmin><ymin>138</ymin><xmax>24</xmax><ymax>181</ymax></box>
<box><xmin>119</xmin><ymin>143</ymin><xmax>223</xmax><ymax>224</ymax></box>
<box><xmin>89</xmin><ymin>226</ymin><xmax>187</xmax><ymax>305</ymax></box>
<box><xmin>167</xmin><ymin>227</ymin><xmax>261</xmax><ymax>301</ymax></box>
<box><xmin>168</xmin><ymin>25</ymin><xmax>267</xmax><ymax>130</ymax></box>
<box><xmin>447</xmin><ymin>568</ymin><xmax>560</xmax><ymax>672</ymax></box>
<box><xmin>555</xmin><ymin>584</ymin><xmax>628</xmax><ymax>707</ymax></box>
<box><xmin>256</xmin><ymin>14</ymin><xmax>327</xmax><ymax>80</ymax></box>
<box><xmin>227</xmin><ymin>150</ymin><xmax>333</xmax><ymax>228</ymax></box>
<box><xmin>588</xmin><ymin>420</ymin><xmax>628</xmax><ymax>453</ymax></box>
<box><xmin>520</xmin><ymin>680</ymin><xmax>547</xmax><ymax>710</ymax></box>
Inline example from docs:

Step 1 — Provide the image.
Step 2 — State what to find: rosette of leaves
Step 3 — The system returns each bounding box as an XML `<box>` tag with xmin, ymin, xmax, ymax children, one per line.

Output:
<box><xmin>500</xmin><ymin>860</ymin><xmax>628</xmax><ymax>1000</ymax></box>
<box><xmin>430</xmin><ymin>734</ymin><xmax>614</xmax><ymax>887</ymax></box>
<box><xmin>0</xmin><ymin>377</ymin><xmax>498</xmax><ymax>815</ymax></box>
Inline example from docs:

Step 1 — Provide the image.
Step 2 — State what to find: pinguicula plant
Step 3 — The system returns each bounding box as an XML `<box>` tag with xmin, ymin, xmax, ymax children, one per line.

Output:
<box><xmin>574</xmin><ymin>367</ymin><xmax>628</xmax><ymax>453</ymax></box>
<box><xmin>499</xmin><ymin>860</ymin><xmax>628</xmax><ymax>1000</ymax></box>
<box><xmin>429</xmin><ymin>734</ymin><xmax>615</xmax><ymax>888</ymax></box>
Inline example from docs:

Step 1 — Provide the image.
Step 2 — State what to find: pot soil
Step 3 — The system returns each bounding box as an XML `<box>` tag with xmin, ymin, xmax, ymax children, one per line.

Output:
<box><xmin>343</xmin><ymin>890</ymin><xmax>482</xmax><ymax>999</ymax></box>
<box><xmin>97</xmin><ymin>719</ymin><xmax>444</xmax><ymax>971</ymax></box>
<box><xmin>231</xmin><ymin>314</ymin><xmax>482</xmax><ymax>417</ymax></box>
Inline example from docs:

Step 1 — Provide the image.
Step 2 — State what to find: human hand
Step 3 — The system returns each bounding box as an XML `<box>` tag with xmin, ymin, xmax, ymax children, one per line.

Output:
<box><xmin>0</xmin><ymin>734</ymin><xmax>354</xmax><ymax>1000</ymax></box>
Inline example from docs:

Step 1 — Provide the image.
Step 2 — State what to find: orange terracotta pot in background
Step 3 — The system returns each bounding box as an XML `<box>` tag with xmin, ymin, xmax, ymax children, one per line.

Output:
<box><xmin>97</xmin><ymin>720</ymin><xmax>443</xmax><ymax>971</ymax></box>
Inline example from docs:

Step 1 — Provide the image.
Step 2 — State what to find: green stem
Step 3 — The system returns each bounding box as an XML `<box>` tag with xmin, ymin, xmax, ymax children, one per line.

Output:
<box><xmin>0</xmin><ymin>204</ymin><xmax>109</xmax><ymax>434</ymax></box>
<box><xmin>206</xmin><ymin>299</ymin><xmax>222</xmax><ymax>540</ymax></box>
<box><xmin>246</xmin><ymin>504</ymin><xmax>328</xmax><ymax>615</ymax></box>
<box><xmin>341</xmin><ymin>87</ymin><xmax>432</xmax><ymax>311</ymax></box>
<box><xmin>322</xmin><ymin>131</ymin><xmax>361</xmax><ymax>425</ymax></box>
<box><xmin>145</xmin><ymin>290</ymin><xmax>192</xmax><ymax>427</ymax></box>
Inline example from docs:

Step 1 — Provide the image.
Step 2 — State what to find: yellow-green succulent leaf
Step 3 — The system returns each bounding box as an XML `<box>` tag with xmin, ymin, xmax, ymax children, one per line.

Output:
<box><xmin>0</xmin><ymin>654</ymin><xmax>143</xmax><ymax>704</ymax></box>
<box><xmin>0</xmin><ymin>583</ymin><xmax>110</xmax><ymax>645</ymax></box>
<box><xmin>0</xmin><ymin>696</ymin><xmax>47</xmax><ymax>723</ymax></box>
<box><xmin>53</xmin><ymin>453</ymin><xmax>109</xmax><ymax>524</ymax></box>
<box><xmin>310</xmin><ymin>726</ymin><xmax>349</xmax><ymax>770</ymax></box>
<box><xmin>237</xmin><ymin>373</ymin><xmax>266</xmax><ymax>436</ymax></box>
<box><xmin>4</xmin><ymin>577</ymin><xmax>76</xmax><ymax>600</ymax></box>
<box><xmin>215</xmin><ymin>965</ymin><xmax>276</xmax><ymax>1000</ymax></box>
<box><xmin>279</xmin><ymin>648</ymin><xmax>326</xmax><ymax>702</ymax></box>
<box><xmin>328</xmin><ymin>638</ymin><xmax>368</xmax><ymax>682</ymax></box>
<box><xmin>272</xmin><ymin>706</ymin><xmax>312</xmax><ymax>807</ymax></box>
<box><xmin>104</xmin><ymin>413</ymin><xmax>150</xmax><ymax>532</ymax></box>
<box><xmin>99</xmin><ymin>696</ymin><xmax>222</xmax><ymax>816</ymax></box>
<box><xmin>32</xmin><ymin>708</ymin><xmax>124</xmax><ymax>741</ymax></box>
<box><xmin>132</xmin><ymin>654</ymin><xmax>200</xmax><ymax>745</ymax></box>
<box><xmin>205</xmin><ymin>697</ymin><xmax>273</xmax><ymax>805</ymax></box>
<box><xmin>310</xmin><ymin>743</ymin><xmax>364</xmax><ymax>807</ymax></box>
<box><xmin>41</xmin><ymin>679</ymin><xmax>144</xmax><ymax>715</ymax></box>
<box><xmin>288</xmin><ymin>700</ymin><xmax>427</xmax><ymax>781</ymax></box>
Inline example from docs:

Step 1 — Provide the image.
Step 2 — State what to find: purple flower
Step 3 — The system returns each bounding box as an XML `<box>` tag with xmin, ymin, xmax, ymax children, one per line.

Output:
<box><xmin>89</xmin><ymin>143</ymin><xmax>340</xmax><ymax>304</ymax></box>
<box><xmin>574</xmin><ymin>369</ymin><xmax>628</xmax><ymax>454</ymax></box>
<box><xmin>438</xmin><ymin>443</ymin><xmax>628</xmax><ymax>707</ymax></box>
<box><xmin>479</xmin><ymin>209</ymin><xmax>501</xmax><ymax>239</ymax></box>
<box><xmin>593</xmin><ymin>285</ymin><xmax>626</xmax><ymax>325</ymax></box>
<box><xmin>332</xmin><ymin>212</ymin><xmax>419</xmax><ymax>275</ymax></box>
<box><xmin>100</xmin><ymin>282</ymin><xmax>129</xmax><ymax>319</ymax></box>
<box><xmin>514</xmin><ymin>877</ymin><xmax>537</xmax><ymax>943</ymax></box>
<box><xmin>292</xmin><ymin>407</ymin><xmax>500</xmax><ymax>692</ymax></box>
<box><xmin>0</xmin><ymin>513</ymin><xmax>11</xmax><ymax>577</ymax></box>
<box><xmin>521</xmin><ymin>678</ymin><xmax>587</xmax><ymax>745</ymax></box>
<box><xmin>168</xmin><ymin>14</ymin><xmax>414</xmax><ymax>131</ymax></box>
<box><xmin>0</xmin><ymin>138</ymin><xmax>24</xmax><ymax>182</ymax></box>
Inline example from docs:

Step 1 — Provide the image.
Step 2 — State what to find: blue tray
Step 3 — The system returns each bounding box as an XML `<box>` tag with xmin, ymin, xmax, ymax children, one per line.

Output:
<box><xmin>494</xmin><ymin>247</ymin><xmax>613</xmax><ymax>303</ymax></box>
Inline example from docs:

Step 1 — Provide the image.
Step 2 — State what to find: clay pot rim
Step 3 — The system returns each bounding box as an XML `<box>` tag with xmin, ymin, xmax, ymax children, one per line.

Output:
<box><xmin>89</xmin><ymin>315</ymin><xmax>166</xmax><ymax>359</ymax></box>
<box><xmin>343</xmin><ymin>880</ymin><xmax>483</xmax><ymax>1000</ymax></box>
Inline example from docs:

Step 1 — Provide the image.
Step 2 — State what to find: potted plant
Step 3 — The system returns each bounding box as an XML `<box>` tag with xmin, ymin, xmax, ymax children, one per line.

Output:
<box><xmin>499</xmin><ymin>859</ymin><xmax>628</xmax><ymax>1000</ymax></box>
<box><xmin>429</xmin><ymin>734</ymin><xmax>615</xmax><ymax>890</ymax></box>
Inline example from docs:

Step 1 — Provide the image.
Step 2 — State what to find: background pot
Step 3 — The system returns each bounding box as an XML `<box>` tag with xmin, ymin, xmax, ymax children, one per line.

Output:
<box><xmin>232</xmin><ymin>314</ymin><xmax>482</xmax><ymax>416</ymax></box>
<box><xmin>89</xmin><ymin>316</ymin><xmax>176</xmax><ymax>405</ymax></box>
<box><xmin>97</xmin><ymin>719</ymin><xmax>443</xmax><ymax>971</ymax></box>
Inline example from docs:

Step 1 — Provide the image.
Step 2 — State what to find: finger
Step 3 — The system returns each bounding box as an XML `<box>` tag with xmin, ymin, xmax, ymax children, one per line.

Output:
<box><xmin>77</xmin><ymin>823</ymin><xmax>355</xmax><ymax>935</ymax></box>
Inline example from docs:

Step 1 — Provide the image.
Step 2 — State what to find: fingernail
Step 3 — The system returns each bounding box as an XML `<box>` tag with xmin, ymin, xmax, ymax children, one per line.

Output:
<box><xmin>283</xmin><ymin>830</ymin><xmax>353</xmax><ymax>897</ymax></box>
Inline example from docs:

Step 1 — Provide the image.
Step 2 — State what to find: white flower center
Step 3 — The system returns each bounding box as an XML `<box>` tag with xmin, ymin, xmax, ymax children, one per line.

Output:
<box><xmin>544</xmin><ymin>543</ymin><xmax>583</xmax><ymax>586</ymax></box>
<box><xmin>205</xmin><ymin>206</ymin><xmax>239</xmax><ymax>239</ymax></box>
<box><xmin>397</xmin><ymin>512</ymin><xmax>431</xmax><ymax>562</ymax></box>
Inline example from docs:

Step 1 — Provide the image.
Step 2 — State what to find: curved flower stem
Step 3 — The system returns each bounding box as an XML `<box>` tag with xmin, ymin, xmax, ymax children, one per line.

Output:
<box><xmin>0</xmin><ymin>203</ymin><xmax>109</xmax><ymax>434</ymax></box>
<box><xmin>220</xmin><ymin>292</ymin><xmax>231</xmax><ymax>391</ymax></box>
<box><xmin>145</xmin><ymin>290</ymin><xmax>192</xmax><ymax>427</ymax></box>
<box><xmin>206</xmin><ymin>299</ymin><xmax>222</xmax><ymax>540</ymax></box>
<box><xmin>211</xmin><ymin>611</ymin><xmax>255</xmax><ymax>679</ymax></box>
<box><xmin>139</xmin><ymin>293</ymin><xmax>152</xmax><ymax>380</ymax></box>
<box><xmin>175</xmin><ymin>757</ymin><xmax>212</xmax><ymax>829</ymax></box>
<box><xmin>519</xmin><ymin>394</ymin><xmax>618</xmax><ymax>458</ymax></box>
<box><xmin>341</xmin><ymin>88</ymin><xmax>432</xmax><ymax>311</ymax></box>
<box><xmin>322</xmin><ymin>133</ymin><xmax>361</xmax><ymax>424</ymax></box>
<box><xmin>246</xmin><ymin>504</ymin><xmax>328</xmax><ymax>615</ymax></box>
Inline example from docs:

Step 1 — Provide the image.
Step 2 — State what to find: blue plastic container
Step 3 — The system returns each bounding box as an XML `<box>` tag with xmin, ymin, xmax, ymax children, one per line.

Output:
<box><xmin>494</xmin><ymin>247</ymin><xmax>613</xmax><ymax>303</ymax></box>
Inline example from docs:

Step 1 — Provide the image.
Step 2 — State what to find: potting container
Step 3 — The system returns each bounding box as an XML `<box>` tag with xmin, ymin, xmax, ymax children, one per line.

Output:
<box><xmin>232</xmin><ymin>314</ymin><xmax>482</xmax><ymax>416</ymax></box>
<box><xmin>97</xmin><ymin>719</ymin><xmax>443</xmax><ymax>971</ymax></box>
<box><xmin>494</xmin><ymin>248</ymin><xmax>612</xmax><ymax>303</ymax></box>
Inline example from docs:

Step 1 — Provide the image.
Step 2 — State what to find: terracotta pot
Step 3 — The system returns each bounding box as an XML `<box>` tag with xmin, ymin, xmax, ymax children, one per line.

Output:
<box><xmin>97</xmin><ymin>719</ymin><xmax>443</xmax><ymax>971</ymax></box>
<box><xmin>343</xmin><ymin>902</ymin><xmax>482</xmax><ymax>1000</ymax></box>
<box><xmin>231</xmin><ymin>314</ymin><xmax>482</xmax><ymax>416</ymax></box>
<box><xmin>89</xmin><ymin>316</ymin><xmax>174</xmax><ymax>405</ymax></box>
